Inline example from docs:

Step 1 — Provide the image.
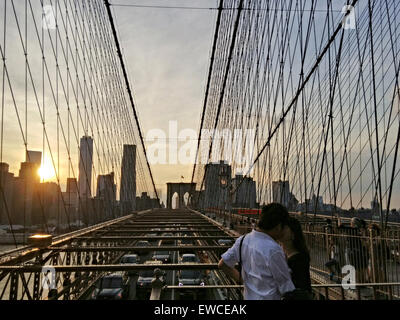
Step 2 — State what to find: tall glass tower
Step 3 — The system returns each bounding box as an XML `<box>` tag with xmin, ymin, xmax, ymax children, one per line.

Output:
<box><xmin>78</xmin><ymin>136</ymin><xmax>93</xmax><ymax>198</ymax></box>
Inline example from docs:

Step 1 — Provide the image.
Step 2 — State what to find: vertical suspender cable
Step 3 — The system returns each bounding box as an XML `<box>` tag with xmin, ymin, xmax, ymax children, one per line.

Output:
<box><xmin>104</xmin><ymin>0</ymin><xmax>159</xmax><ymax>204</ymax></box>
<box><xmin>191</xmin><ymin>0</ymin><xmax>224</xmax><ymax>184</ymax></box>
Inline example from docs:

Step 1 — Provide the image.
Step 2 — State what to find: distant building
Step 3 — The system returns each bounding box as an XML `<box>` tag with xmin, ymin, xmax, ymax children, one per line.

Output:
<box><xmin>203</xmin><ymin>160</ymin><xmax>232</xmax><ymax>210</ymax></box>
<box><xmin>79</xmin><ymin>197</ymin><xmax>96</xmax><ymax>226</ymax></box>
<box><xmin>371</xmin><ymin>196</ymin><xmax>381</xmax><ymax>219</ymax></box>
<box><xmin>232</xmin><ymin>174</ymin><xmax>256</xmax><ymax>208</ymax></box>
<box><xmin>19</xmin><ymin>162</ymin><xmax>40</xmax><ymax>184</ymax></box>
<box><xmin>26</xmin><ymin>150</ymin><xmax>42</xmax><ymax>166</ymax></box>
<box><xmin>34</xmin><ymin>182</ymin><xmax>61</xmax><ymax>226</ymax></box>
<box><xmin>272</xmin><ymin>180</ymin><xmax>290</xmax><ymax>208</ymax></box>
<box><xmin>78</xmin><ymin>136</ymin><xmax>93</xmax><ymax>199</ymax></box>
<box><xmin>62</xmin><ymin>178</ymin><xmax>79</xmax><ymax>224</ymax></box>
<box><xmin>0</xmin><ymin>163</ymin><xmax>14</xmax><ymax>225</ymax></box>
<box><xmin>96</xmin><ymin>172</ymin><xmax>116</xmax><ymax>220</ymax></box>
<box><xmin>136</xmin><ymin>192</ymin><xmax>160</xmax><ymax>211</ymax></box>
<box><xmin>298</xmin><ymin>194</ymin><xmax>324</xmax><ymax>213</ymax></box>
<box><xmin>10</xmin><ymin>153</ymin><xmax>44</xmax><ymax>226</ymax></box>
<box><xmin>67</xmin><ymin>177</ymin><xmax>78</xmax><ymax>194</ymax></box>
<box><xmin>19</xmin><ymin>150</ymin><xmax>42</xmax><ymax>185</ymax></box>
<box><xmin>10</xmin><ymin>177</ymin><xmax>29</xmax><ymax>226</ymax></box>
<box><xmin>120</xmin><ymin>144</ymin><xmax>136</xmax><ymax>214</ymax></box>
<box><xmin>288</xmin><ymin>192</ymin><xmax>299</xmax><ymax>211</ymax></box>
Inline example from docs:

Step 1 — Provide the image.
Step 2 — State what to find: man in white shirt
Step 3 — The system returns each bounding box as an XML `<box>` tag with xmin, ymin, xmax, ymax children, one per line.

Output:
<box><xmin>218</xmin><ymin>203</ymin><xmax>295</xmax><ymax>300</ymax></box>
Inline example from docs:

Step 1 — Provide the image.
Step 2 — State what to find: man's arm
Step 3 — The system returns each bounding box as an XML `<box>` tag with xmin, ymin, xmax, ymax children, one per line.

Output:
<box><xmin>218</xmin><ymin>235</ymin><xmax>244</xmax><ymax>283</ymax></box>
<box><xmin>218</xmin><ymin>259</ymin><xmax>241</xmax><ymax>283</ymax></box>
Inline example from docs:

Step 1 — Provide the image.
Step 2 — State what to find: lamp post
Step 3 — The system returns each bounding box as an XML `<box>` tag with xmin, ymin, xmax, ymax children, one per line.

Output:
<box><xmin>28</xmin><ymin>234</ymin><xmax>53</xmax><ymax>249</ymax></box>
<box><xmin>219</xmin><ymin>164</ymin><xmax>232</xmax><ymax>229</ymax></box>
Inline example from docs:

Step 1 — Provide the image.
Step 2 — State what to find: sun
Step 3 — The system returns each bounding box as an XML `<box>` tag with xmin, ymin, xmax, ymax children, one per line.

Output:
<box><xmin>38</xmin><ymin>159</ymin><xmax>56</xmax><ymax>181</ymax></box>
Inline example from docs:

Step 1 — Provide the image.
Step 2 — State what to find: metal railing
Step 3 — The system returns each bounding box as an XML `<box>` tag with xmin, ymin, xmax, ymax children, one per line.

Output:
<box><xmin>302</xmin><ymin>223</ymin><xmax>400</xmax><ymax>298</ymax></box>
<box><xmin>203</xmin><ymin>208</ymin><xmax>400</xmax><ymax>299</ymax></box>
<box><xmin>153</xmin><ymin>282</ymin><xmax>400</xmax><ymax>300</ymax></box>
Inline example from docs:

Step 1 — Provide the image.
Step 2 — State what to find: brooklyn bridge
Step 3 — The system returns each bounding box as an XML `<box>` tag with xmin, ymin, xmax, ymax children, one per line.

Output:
<box><xmin>0</xmin><ymin>0</ymin><xmax>400</xmax><ymax>300</ymax></box>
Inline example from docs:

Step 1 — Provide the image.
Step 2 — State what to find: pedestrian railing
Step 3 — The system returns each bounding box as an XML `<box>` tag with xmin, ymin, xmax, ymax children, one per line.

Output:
<box><xmin>203</xmin><ymin>208</ymin><xmax>400</xmax><ymax>299</ymax></box>
<box><xmin>303</xmin><ymin>227</ymin><xmax>400</xmax><ymax>299</ymax></box>
<box><xmin>151</xmin><ymin>282</ymin><xmax>400</xmax><ymax>300</ymax></box>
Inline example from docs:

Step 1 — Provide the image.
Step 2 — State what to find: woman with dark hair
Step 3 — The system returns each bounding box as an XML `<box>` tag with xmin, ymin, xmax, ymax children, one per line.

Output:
<box><xmin>280</xmin><ymin>216</ymin><xmax>312</xmax><ymax>294</ymax></box>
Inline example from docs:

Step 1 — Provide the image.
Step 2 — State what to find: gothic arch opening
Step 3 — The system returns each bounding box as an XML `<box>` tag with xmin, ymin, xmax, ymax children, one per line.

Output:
<box><xmin>183</xmin><ymin>192</ymin><xmax>190</xmax><ymax>206</ymax></box>
<box><xmin>171</xmin><ymin>192</ymin><xmax>179</xmax><ymax>209</ymax></box>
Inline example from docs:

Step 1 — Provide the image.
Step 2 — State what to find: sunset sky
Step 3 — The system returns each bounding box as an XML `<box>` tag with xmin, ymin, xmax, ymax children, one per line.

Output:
<box><xmin>0</xmin><ymin>0</ymin><xmax>218</xmax><ymax>205</ymax></box>
<box><xmin>110</xmin><ymin>0</ymin><xmax>218</xmax><ymax>202</ymax></box>
<box><xmin>1</xmin><ymin>0</ymin><xmax>399</xmax><ymax>210</ymax></box>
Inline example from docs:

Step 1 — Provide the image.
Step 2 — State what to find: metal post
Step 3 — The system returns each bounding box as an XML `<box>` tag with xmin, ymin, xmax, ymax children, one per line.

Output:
<box><xmin>324</xmin><ymin>286</ymin><xmax>329</xmax><ymax>300</ymax></box>
<box><xmin>32</xmin><ymin>271</ymin><xmax>41</xmax><ymax>300</ymax></box>
<box><xmin>356</xmin><ymin>286</ymin><xmax>361</xmax><ymax>300</ymax></box>
<box><xmin>9</xmin><ymin>272</ymin><xmax>19</xmax><ymax>300</ymax></box>
<box><xmin>369</xmin><ymin>229</ymin><xmax>376</xmax><ymax>283</ymax></box>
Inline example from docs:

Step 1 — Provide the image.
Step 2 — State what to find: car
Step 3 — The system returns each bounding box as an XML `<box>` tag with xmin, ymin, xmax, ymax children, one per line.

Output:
<box><xmin>136</xmin><ymin>261</ymin><xmax>165</xmax><ymax>298</ymax></box>
<box><xmin>136</xmin><ymin>240</ymin><xmax>151</xmax><ymax>247</ymax></box>
<box><xmin>161</xmin><ymin>233</ymin><xmax>175</xmax><ymax>245</ymax></box>
<box><xmin>120</xmin><ymin>254</ymin><xmax>140</xmax><ymax>276</ymax></box>
<box><xmin>180</xmin><ymin>253</ymin><xmax>199</xmax><ymax>263</ymax></box>
<box><xmin>162</xmin><ymin>232</ymin><xmax>174</xmax><ymax>237</ymax></box>
<box><xmin>179</xmin><ymin>234</ymin><xmax>194</xmax><ymax>246</ymax></box>
<box><xmin>179</xmin><ymin>238</ymin><xmax>194</xmax><ymax>246</ymax></box>
<box><xmin>218</xmin><ymin>239</ymin><xmax>233</xmax><ymax>246</ymax></box>
<box><xmin>177</xmin><ymin>270</ymin><xmax>207</xmax><ymax>299</ymax></box>
<box><xmin>135</xmin><ymin>240</ymin><xmax>151</xmax><ymax>258</ymax></box>
<box><xmin>146</xmin><ymin>233</ymin><xmax>158</xmax><ymax>237</ymax></box>
<box><xmin>146</xmin><ymin>233</ymin><xmax>158</xmax><ymax>244</ymax></box>
<box><xmin>180</xmin><ymin>239</ymin><xmax>194</xmax><ymax>246</ymax></box>
<box><xmin>152</xmin><ymin>250</ymin><xmax>171</xmax><ymax>263</ymax></box>
<box><xmin>91</xmin><ymin>272</ymin><xmax>130</xmax><ymax>300</ymax></box>
<box><xmin>178</xmin><ymin>270</ymin><xmax>206</xmax><ymax>286</ymax></box>
<box><xmin>120</xmin><ymin>254</ymin><xmax>140</xmax><ymax>264</ymax></box>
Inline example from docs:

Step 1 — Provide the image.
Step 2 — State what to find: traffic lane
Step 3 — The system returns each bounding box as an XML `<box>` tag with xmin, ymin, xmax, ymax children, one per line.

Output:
<box><xmin>163</xmin><ymin>250</ymin><xmax>178</xmax><ymax>300</ymax></box>
<box><xmin>85</xmin><ymin>274</ymin><xmax>137</xmax><ymax>300</ymax></box>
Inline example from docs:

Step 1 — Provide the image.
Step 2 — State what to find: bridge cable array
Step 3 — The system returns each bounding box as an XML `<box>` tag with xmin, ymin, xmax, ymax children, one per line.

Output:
<box><xmin>191</xmin><ymin>0</ymin><xmax>400</xmax><ymax>231</ymax></box>
<box><xmin>0</xmin><ymin>0</ymin><xmax>158</xmax><ymax>247</ymax></box>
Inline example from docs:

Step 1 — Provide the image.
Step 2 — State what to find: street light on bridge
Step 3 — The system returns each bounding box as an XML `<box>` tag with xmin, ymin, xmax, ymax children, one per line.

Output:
<box><xmin>28</xmin><ymin>234</ymin><xmax>53</xmax><ymax>248</ymax></box>
<box><xmin>219</xmin><ymin>164</ymin><xmax>233</xmax><ymax>229</ymax></box>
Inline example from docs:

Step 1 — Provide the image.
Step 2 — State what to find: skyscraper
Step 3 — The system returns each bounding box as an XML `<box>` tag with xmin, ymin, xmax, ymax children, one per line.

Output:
<box><xmin>63</xmin><ymin>178</ymin><xmax>79</xmax><ymax>224</ymax></box>
<box><xmin>203</xmin><ymin>161</ymin><xmax>231</xmax><ymax>209</ymax></box>
<box><xmin>120</xmin><ymin>145</ymin><xmax>136</xmax><ymax>214</ymax></box>
<box><xmin>13</xmin><ymin>151</ymin><xmax>43</xmax><ymax>227</ymax></box>
<box><xmin>0</xmin><ymin>163</ymin><xmax>14</xmax><ymax>225</ymax></box>
<box><xmin>78</xmin><ymin>136</ymin><xmax>93</xmax><ymax>199</ymax></box>
<box><xmin>232</xmin><ymin>174</ymin><xmax>256</xmax><ymax>208</ymax></box>
<box><xmin>67</xmin><ymin>178</ymin><xmax>78</xmax><ymax>194</ymax></box>
<box><xmin>96</xmin><ymin>172</ymin><xmax>116</xmax><ymax>219</ymax></box>
<box><xmin>272</xmin><ymin>180</ymin><xmax>290</xmax><ymax>208</ymax></box>
<box><xmin>26</xmin><ymin>150</ymin><xmax>42</xmax><ymax>166</ymax></box>
<box><xmin>19</xmin><ymin>150</ymin><xmax>42</xmax><ymax>184</ymax></box>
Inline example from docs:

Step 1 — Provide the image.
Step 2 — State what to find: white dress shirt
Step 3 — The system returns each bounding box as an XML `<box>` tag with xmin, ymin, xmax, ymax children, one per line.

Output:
<box><xmin>221</xmin><ymin>229</ymin><xmax>295</xmax><ymax>300</ymax></box>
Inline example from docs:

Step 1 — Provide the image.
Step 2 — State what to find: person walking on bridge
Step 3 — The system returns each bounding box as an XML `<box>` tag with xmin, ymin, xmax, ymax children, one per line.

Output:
<box><xmin>218</xmin><ymin>203</ymin><xmax>295</xmax><ymax>300</ymax></box>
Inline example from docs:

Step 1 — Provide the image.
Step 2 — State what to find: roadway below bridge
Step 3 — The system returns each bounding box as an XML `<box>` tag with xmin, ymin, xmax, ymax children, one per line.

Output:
<box><xmin>3</xmin><ymin>207</ymin><xmax>397</xmax><ymax>300</ymax></box>
<box><xmin>81</xmin><ymin>208</ymin><xmax>241</xmax><ymax>301</ymax></box>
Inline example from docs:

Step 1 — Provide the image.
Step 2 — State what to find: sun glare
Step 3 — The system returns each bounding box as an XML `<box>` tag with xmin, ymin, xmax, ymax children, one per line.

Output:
<box><xmin>38</xmin><ymin>159</ymin><xmax>56</xmax><ymax>181</ymax></box>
